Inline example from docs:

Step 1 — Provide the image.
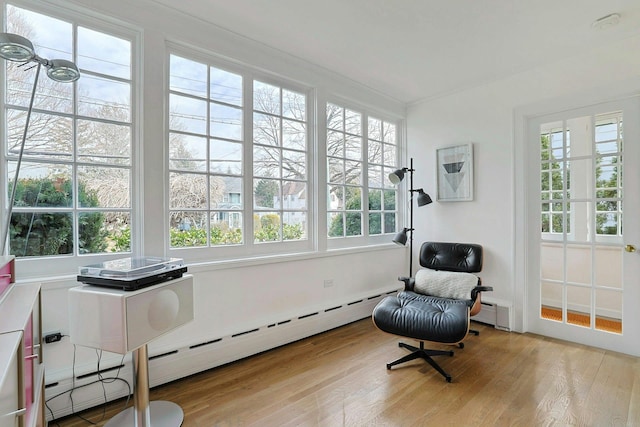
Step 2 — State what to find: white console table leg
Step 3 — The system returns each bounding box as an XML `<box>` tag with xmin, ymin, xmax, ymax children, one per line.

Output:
<box><xmin>106</xmin><ymin>345</ymin><xmax>184</xmax><ymax>427</ymax></box>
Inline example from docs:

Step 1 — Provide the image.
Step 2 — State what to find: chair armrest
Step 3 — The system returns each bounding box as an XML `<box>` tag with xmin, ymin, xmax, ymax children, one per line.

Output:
<box><xmin>398</xmin><ymin>276</ymin><xmax>415</xmax><ymax>291</ymax></box>
<box><xmin>471</xmin><ymin>286</ymin><xmax>493</xmax><ymax>301</ymax></box>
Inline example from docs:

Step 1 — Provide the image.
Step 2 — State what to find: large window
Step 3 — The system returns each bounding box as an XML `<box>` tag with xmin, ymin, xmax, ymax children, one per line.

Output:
<box><xmin>3</xmin><ymin>4</ymin><xmax>405</xmax><ymax>273</ymax></box>
<box><xmin>168</xmin><ymin>54</ymin><xmax>244</xmax><ymax>248</ymax></box>
<box><xmin>3</xmin><ymin>5</ymin><xmax>134</xmax><ymax>259</ymax></box>
<box><xmin>168</xmin><ymin>53</ymin><xmax>309</xmax><ymax>253</ymax></box>
<box><xmin>327</xmin><ymin>103</ymin><xmax>399</xmax><ymax>243</ymax></box>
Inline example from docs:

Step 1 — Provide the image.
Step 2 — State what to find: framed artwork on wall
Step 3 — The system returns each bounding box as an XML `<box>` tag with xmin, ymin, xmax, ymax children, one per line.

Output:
<box><xmin>436</xmin><ymin>143</ymin><xmax>474</xmax><ymax>202</ymax></box>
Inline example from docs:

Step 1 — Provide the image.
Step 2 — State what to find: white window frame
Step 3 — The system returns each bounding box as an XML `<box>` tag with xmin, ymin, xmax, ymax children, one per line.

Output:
<box><xmin>325</xmin><ymin>98</ymin><xmax>403</xmax><ymax>250</ymax></box>
<box><xmin>1</xmin><ymin>1</ymin><xmax>141</xmax><ymax>278</ymax></box>
<box><xmin>166</xmin><ymin>45</ymin><xmax>315</xmax><ymax>262</ymax></box>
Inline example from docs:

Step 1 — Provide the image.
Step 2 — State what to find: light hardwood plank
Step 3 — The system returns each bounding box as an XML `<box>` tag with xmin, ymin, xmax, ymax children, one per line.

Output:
<box><xmin>53</xmin><ymin>319</ymin><xmax>639</xmax><ymax>427</ymax></box>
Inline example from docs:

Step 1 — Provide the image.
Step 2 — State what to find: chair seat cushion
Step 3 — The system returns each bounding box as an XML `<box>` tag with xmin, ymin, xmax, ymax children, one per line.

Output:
<box><xmin>414</xmin><ymin>268</ymin><xmax>478</xmax><ymax>299</ymax></box>
<box><xmin>372</xmin><ymin>291</ymin><xmax>470</xmax><ymax>344</ymax></box>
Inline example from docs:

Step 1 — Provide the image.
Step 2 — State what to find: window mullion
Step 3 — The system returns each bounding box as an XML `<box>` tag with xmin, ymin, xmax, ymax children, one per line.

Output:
<box><xmin>245</xmin><ymin>74</ymin><xmax>255</xmax><ymax>252</ymax></box>
<box><xmin>362</xmin><ymin>112</ymin><xmax>369</xmax><ymax>237</ymax></box>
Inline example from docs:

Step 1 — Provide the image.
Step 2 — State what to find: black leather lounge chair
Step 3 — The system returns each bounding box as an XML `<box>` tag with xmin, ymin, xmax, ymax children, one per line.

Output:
<box><xmin>372</xmin><ymin>241</ymin><xmax>492</xmax><ymax>382</ymax></box>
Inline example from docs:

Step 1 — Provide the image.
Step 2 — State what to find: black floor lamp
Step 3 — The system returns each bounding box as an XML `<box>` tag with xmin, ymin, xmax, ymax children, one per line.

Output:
<box><xmin>0</xmin><ymin>32</ymin><xmax>81</xmax><ymax>255</ymax></box>
<box><xmin>389</xmin><ymin>157</ymin><xmax>432</xmax><ymax>277</ymax></box>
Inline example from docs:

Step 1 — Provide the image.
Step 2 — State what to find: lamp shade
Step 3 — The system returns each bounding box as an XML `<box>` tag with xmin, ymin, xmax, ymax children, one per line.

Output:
<box><xmin>392</xmin><ymin>228</ymin><xmax>409</xmax><ymax>246</ymax></box>
<box><xmin>416</xmin><ymin>190</ymin><xmax>433</xmax><ymax>207</ymax></box>
<box><xmin>46</xmin><ymin>59</ymin><xmax>81</xmax><ymax>82</ymax></box>
<box><xmin>388</xmin><ymin>168</ymin><xmax>406</xmax><ymax>185</ymax></box>
<box><xmin>0</xmin><ymin>33</ymin><xmax>36</xmax><ymax>62</ymax></box>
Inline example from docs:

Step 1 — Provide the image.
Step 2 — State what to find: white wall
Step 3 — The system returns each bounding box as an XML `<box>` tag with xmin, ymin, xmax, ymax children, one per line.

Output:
<box><xmin>42</xmin><ymin>249</ymin><xmax>404</xmax><ymax>379</ymax></box>
<box><xmin>0</xmin><ymin>0</ymin><xmax>409</xmax><ymax>417</ymax></box>
<box><xmin>407</xmin><ymin>32</ymin><xmax>640</xmax><ymax>329</ymax></box>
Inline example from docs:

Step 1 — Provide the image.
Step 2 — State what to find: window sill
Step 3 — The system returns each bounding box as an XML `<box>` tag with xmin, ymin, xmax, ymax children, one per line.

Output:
<box><xmin>187</xmin><ymin>242</ymin><xmax>404</xmax><ymax>274</ymax></box>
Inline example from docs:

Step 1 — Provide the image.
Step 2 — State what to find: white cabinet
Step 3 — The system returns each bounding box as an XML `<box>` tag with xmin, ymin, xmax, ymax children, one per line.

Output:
<box><xmin>0</xmin><ymin>331</ymin><xmax>22</xmax><ymax>427</ymax></box>
<box><xmin>0</xmin><ymin>256</ymin><xmax>44</xmax><ymax>427</ymax></box>
<box><xmin>68</xmin><ymin>275</ymin><xmax>194</xmax><ymax>427</ymax></box>
<box><xmin>68</xmin><ymin>275</ymin><xmax>194</xmax><ymax>353</ymax></box>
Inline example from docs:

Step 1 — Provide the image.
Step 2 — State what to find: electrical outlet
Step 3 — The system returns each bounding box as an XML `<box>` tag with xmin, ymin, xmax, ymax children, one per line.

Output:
<box><xmin>44</xmin><ymin>332</ymin><xmax>63</xmax><ymax>343</ymax></box>
<box><xmin>323</xmin><ymin>279</ymin><xmax>334</xmax><ymax>288</ymax></box>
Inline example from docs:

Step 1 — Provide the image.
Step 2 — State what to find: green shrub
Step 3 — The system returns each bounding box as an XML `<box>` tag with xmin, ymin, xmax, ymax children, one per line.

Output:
<box><xmin>9</xmin><ymin>178</ymin><xmax>107</xmax><ymax>256</ymax></box>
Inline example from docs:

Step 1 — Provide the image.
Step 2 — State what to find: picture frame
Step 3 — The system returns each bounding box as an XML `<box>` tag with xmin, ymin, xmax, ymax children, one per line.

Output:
<box><xmin>436</xmin><ymin>143</ymin><xmax>474</xmax><ymax>202</ymax></box>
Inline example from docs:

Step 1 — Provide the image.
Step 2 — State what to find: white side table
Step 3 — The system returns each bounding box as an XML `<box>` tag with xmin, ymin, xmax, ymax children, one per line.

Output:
<box><xmin>69</xmin><ymin>275</ymin><xmax>194</xmax><ymax>427</ymax></box>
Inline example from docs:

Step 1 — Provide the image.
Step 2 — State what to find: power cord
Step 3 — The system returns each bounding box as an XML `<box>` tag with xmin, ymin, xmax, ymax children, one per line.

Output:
<box><xmin>45</xmin><ymin>343</ymin><xmax>131</xmax><ymax>425</ymax></box>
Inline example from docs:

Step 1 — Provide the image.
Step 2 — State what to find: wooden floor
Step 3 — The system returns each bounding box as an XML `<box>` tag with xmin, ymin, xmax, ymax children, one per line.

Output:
<box><xmin>54</xmin><ymin>319</ymin><xmax>640</xmax><ymax>427</ymax></box>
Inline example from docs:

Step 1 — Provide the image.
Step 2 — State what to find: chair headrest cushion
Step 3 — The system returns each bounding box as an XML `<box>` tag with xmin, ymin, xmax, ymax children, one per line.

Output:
<box><xmin>419</xmin><ymin>242</ymin><xmax>483</xmax><ymax>273</ymax></box>
<box><xmin>414</xmin><ymin>268</ymin><xmax>478</xmax><ymax>300</ymax></box>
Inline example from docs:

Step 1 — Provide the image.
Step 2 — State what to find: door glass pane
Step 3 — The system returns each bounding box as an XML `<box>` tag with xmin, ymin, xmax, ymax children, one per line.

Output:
<box><xmin>595</xmin><ymin>246</ymin><xmax>622</xmax><ymax>288</ymax></box>
<box><xmin>541</xmin><ymin>281</ymin><xmax>562</xmax><ymax>322</ymax></box>
<box><xmin>566</xmin><ymin>159</ymin><xmax>592</xmax><ymax>201</ymax></box>
<box><xmin>566</xmin><ymin>116</ymin><xmax>591</xmax><ymax>158</ymax></box>
<box><xmin>567</xmin><ymin>202</ymin><xmax>590</xmax><ymax>242</ymax></box>
<box><xmin>595</xmin><ymin>289</ymin><xmax>622</xmax><ymax>334</ymax></box>
<box><xmin>566</xmin><ymin>285</ymin><xmax>591</xmax><ymax>328</ymax></box>
<box><xmin>540</xmin><ymin>243</ymin><xmax>563</xmax><ymax>281</ymax></box>
<box><xmin>595</xmin><ymin>115</ymin><xmax>621</xmax><ymax>155</ymax></box>
<box><xmin>566</xmin><ymin>245</ymin><xmax>591</xmax><ymax>285</ymax></box>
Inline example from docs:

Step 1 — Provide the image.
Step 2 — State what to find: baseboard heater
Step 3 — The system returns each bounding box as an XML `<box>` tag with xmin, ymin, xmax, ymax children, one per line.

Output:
<box><xmin>471</xmin><ymin>301</ymin><xmax>511</xmax><ymax>331</ymax></box>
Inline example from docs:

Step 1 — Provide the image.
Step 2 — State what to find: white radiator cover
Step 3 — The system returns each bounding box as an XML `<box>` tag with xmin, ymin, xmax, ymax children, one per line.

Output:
<box><xmin>471</xmin><ymin>299</ymin><xmax>511</xmax><ymax>331</ymax></box>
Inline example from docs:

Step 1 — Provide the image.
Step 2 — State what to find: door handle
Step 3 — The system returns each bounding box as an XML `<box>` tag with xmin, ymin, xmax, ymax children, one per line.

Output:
<box><xmin>625</xmin><ymin>244</ymin><xmax>636</xmax><ymax>253</ymax></box>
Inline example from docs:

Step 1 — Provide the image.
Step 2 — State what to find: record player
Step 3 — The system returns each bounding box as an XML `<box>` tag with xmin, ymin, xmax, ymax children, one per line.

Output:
<box><xmin>77</xmin><ymin>257</ymin><xmax>187</xmax><ymax>291</ymax></box>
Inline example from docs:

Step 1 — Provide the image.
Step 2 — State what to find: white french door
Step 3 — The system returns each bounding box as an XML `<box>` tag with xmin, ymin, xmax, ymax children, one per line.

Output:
<box><xmin>526</xmin><ymin>97</ymin><xmax>640</xmax><ymax>356</ymax></box>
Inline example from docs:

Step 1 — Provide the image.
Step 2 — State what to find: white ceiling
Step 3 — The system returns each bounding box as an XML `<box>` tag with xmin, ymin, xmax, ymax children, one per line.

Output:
<box><xmin>150</xmin><ymin>0</ymin><xmax>640</xmax><ymax>104</ymax></box>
